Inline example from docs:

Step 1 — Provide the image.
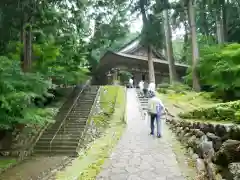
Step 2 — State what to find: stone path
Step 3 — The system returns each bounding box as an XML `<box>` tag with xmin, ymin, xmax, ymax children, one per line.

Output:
<box><xmin>97</xmin><ymin>89</ymin><xmax>185</xmax><ymax>180</ymax></box>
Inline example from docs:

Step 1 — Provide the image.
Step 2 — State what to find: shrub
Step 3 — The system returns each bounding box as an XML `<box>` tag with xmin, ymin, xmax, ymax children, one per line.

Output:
<box><xmin>185</xmin><ymin>43</ymin><xmax>240</xmax><ymax>101</ymax></box>
<box><xmin>0</xmin><ymin>56</ymin><xmax>53</xmax><ymax>129</ymax></box>
<box><xmin>179</xmin><ymin>100</ymin><xmax>240</xmax><ymax>123</ymax></box>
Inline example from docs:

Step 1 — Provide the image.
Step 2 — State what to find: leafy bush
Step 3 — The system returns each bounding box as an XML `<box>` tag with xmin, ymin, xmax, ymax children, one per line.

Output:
<box><xmin>0</xmin><ymin>56</ymin><xmax>54</xmax><ymax>129</ymax></box>
<box><xmin>185</xmin><ymin>43</ymin><xmax>240</xmax><ymax>101</ymax></box>
<box><xmin>179</xmin><ymin>100</ymin><xmax>240</xmax><ymax>123</ymax></box>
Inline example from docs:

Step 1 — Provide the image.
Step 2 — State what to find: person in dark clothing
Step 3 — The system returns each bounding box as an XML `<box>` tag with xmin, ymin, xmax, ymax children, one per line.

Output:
<box><xmin>143</xmin><ymin>81</ymin><xmax>148</xmax><ymax>97</ymax></box>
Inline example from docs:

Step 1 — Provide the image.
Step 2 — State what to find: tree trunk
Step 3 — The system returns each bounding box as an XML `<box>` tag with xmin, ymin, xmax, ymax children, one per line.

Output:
<box><xmin>140</xmin><ymin>0</ymin><xmax>155</xmax><ymax>83</ymax></box>
<box><xmin>222</xmin><ymin>0</ymin><xmax>228</xmax><ymax>42</ymax></box>
<box><xmin>147</xmin><ymin>45</ymin><xmax>155</xmax><ymax>83</ymax></box>
<box><xmin>22</xmin><ymin>13</ymin><xmax>32</xmax><ymax>72</ymax></box>
<box><xmin>20</xmin><ymin>18</ymin><xmax>25</xmax><ymax>70</ymax></box>
<box><xmin>188</xmin><ymin>0</ymin><xmax>201</xmax><ymax>92</ymax></box>
<box><xmin>182</xmin><ymin>8</ymin><xmax>189</xmax><ymax>63</ymax></box>
<box><xmin>200</xmin><ymin>1</ymin><xmax>209</xmax><ymax>36</ymax></box>
<box><xmin>23</xmin><ymin>29</ymin><xmax>32</xmax><ymax>72</ymax></box>
<box><xmin>163</xmin><ymin>9</ymin><xmax>178</xmax><ymax>84</ymax></box>
<box><xmin>216</xmin><ymin>2</ymin><xmax>225</xmax><ymax>44</ymax></box>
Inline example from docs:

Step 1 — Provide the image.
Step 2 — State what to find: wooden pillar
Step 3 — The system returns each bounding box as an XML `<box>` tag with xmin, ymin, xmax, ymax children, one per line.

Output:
<box><xmin>107</xmin><ymin>72</ymin><xmax>112</xmax><ymax>85</ymax></box>
<box><xmin>113</xmin><ymin>69</ymin><xmax>118</xmax><ymax>85</ymax></box>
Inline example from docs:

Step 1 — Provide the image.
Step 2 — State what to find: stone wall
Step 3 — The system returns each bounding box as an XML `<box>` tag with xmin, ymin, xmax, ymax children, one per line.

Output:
<box><xmin>166</xmin><ymin>119</ymin><xmax>240</xmax><ymax>180</ymax></box>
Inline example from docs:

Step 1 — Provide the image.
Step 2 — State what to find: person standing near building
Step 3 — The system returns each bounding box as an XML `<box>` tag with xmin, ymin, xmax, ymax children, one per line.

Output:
<box><xmin>143</xmin><ymin>80</ymin><xmax>148</xmax><ymax>97</ymax></box>
<box><xmin>147</xmin><ymin>91</ymin><xmax>166</xmax><ymax>138</ymax></box>
<box><xmin>148</xmin><ymin>82</ymin><xmax>156</xmax><ymax>94</ymax></box>
<box><xmin>129</xmin><ymin>77</ymin><xmax>133</xmax><ymax>88</ymax></box>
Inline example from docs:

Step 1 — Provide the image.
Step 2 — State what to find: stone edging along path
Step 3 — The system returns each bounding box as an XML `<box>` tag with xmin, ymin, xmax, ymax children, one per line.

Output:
<box><xmin>166</xmin><ymin>119</ymin><xmax>240</xmax><ymax>180</ymax></box>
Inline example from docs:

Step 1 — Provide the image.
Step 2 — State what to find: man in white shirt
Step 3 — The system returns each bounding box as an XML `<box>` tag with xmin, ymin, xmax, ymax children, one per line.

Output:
<box><xmin>148</xmin><ymin>82</ymin><xmax>156</xmax><ymax>94</ymax></box>
<box><xmin>147</xmin><ymin>91</ymin><xmax>166</xmax><ymax>138</ymax></box>
<box><xmin>129</xmin><ymin>78</ymin><xmax>133</xmax><ymax>88</ymax></box>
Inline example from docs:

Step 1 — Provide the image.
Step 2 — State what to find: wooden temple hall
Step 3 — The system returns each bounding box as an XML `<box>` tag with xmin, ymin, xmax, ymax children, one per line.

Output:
<box><xmin>93</xmin><ymin>39</ymin><xmax>189</xmax><ymax>85</ymax></box>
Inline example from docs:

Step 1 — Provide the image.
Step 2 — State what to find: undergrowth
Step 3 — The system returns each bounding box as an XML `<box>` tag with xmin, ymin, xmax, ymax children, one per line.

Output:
<box><xmin>157</xmin><ymin>83</ymin><xmax>240</xmax><ymax>124</ymax></box>
<box><xmin>157</xmin><ymin>83</ymin><xmax>218</xmax><ymax>111</ymax></box>
<box><xmin>179</xmin><ymin>100</ymin><xmax>240</xmax><ymax>124</ymax></box>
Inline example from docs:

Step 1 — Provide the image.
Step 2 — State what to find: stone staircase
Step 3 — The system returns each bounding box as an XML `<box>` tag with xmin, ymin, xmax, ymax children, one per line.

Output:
<box><xmin>34</xmin><ymin>86</ymin><xmax>99</xmax><ymax>156</ymax></box>
<box><xmin>136</xmin><ymin>89</ymin><xmax>149</xmax><ymax>111</ymax></box>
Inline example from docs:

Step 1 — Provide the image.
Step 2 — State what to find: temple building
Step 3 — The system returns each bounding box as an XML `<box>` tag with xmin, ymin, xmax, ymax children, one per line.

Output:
<box><xmin>93</xmin><ymin>38</ymin><xmax>188</xmax><ymax>85</ymax></box>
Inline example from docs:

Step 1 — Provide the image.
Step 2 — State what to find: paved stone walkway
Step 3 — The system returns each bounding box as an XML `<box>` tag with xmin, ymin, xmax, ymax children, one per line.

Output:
<box><xmin>97</xmin><ymin>89</ymin><xmax>185</xmax><ymax>180</ymax></box>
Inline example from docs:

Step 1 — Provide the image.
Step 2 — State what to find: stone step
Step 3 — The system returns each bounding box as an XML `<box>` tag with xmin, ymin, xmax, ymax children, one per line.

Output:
<box><xmin>36</xmin><ymin>140</ymin><xmax>79</xmax><ymax>147</ymax></box>
<box><xmin>34</xmin><ymin>149</ymin><xmax>78</xmax><ymax>156</ymax></box>
<box><xmin>71</xmin><ymin>109</ymin><xmax>91</xmax><ymax>112</ymax></box>
<box><xmin>65</xmin><ymin>124</ymin><xmax>86</xmax><ymax>128</ymax></box>
<box><xmin>74</xmin><ymin>105</ymin><xmax>93</xmax><ymax>109</ymax></box>
<box><xmin>68</xmin><ymin>111</ymin><xmax>90</xmax><ymax>115</ymax></box>
<box><xmin>44</xmin><ymin>122</ymin><xmax>86</xmax><ymax>130</ymax></box>
<box><xmin>35</xmin><ymin>144</ymin><xmax>78</xmax><ymax>151</ymax></box>
<box><xmin>36</xmin><ymin>139</ymin><xmax>80</xmax><ymax>146</ymax></box>
<box><xmin>40</xmin><ymin>128</ymin><xmax>85</xmax><ymax>135</ymax></box>
<box><xmin>39</xmin><ymin>133</ymin><xmax>81</xmax><ymax>140</ymax></box>
<box><xmin>67</xmin><ymin>115</ymin><xmax>88</xmax><ymax>119</ymax></box>
<box><xmin>43</xmin><ymin>128</ymin><xmax>85</xmax><ymax>134</ymax></box>
<box><xmin>71</xmin><ymin>107</ymin><xmax>92</xmax><ymax>111</ymax></box>
<box><xmin>67</xmin><ymin>118</ymin><xmax>87</xmax><ymax>121</ymax></box>
<box><xmin>67</xmin><ymin>114</ymin><xmax>89</xmax><ymax>119</ymax></box>
<box><xmin>66</xmin><ymin>117</ymin><xmax>87</xmax><ymax>121</ymax></box>
<box><xmin>44</xmin><ymin>128</ymin><xmax>85</xmax><ymax>133</ymax></box>
<box><xmin>77</xmin><ymin>98</ymin><xmax>95</xmax><ymax>101</ymax></box>
<box><xmin>69</xmin><ymin>112</ymin><xmax>91</xmax><ymax>115</ymax></box>
<box><xmin>81</xmin><ymin>96</ymin><xmax>96</xmax><ymax>98</ymax></box>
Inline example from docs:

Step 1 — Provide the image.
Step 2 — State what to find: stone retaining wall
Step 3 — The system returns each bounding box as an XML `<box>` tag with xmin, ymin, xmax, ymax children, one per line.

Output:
<box><xmin>166</xmin><ymin>119</ymin><xmax>240</xmax><ymax>180</ymax></box>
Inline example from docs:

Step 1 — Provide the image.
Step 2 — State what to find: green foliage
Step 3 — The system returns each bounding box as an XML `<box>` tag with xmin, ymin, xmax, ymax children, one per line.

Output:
<box><xmin>0</xmin><ymin>0</ymin><xmax>132</xmax><ymax>131</ymax></box>
<box><xmin>184</xmin><ymin>43</ymin><xmax>240</xmax><ymax>100</ymax></box>
<box><xmin>0</xmin><ymin>56</ymin><xmax>54</xmax><ymax>129</ymax></box>
<box><xmin>0</xmin><ymin>158</ymin><xmax>17</xmax><ymax>170</ymax></box>
<box><xmin>119</xmin><ymin>70</ymin><xmax>132</xmax><ymax>84</ymax></box>
<box><xmin>179</xmin><ymin>100</ymin><xmax>240</xmax><ymax>123</ymax></box>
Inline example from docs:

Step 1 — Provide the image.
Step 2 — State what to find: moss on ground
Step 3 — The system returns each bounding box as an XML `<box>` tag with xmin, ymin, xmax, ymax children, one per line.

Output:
<box><xmin>0</xmin><ymin>158</ymin><xmax>17</xmax><ymax>171</ymax></box>
<box><xmin>179</xmin><ymin>99</ymin><xmax>240</xmax><ymax>124</ymax></box>
<box><xmin>92</xmin><ymin>86</ymin><xmax>120</xmax><ymax>127</ymax></box>
<box><xmin>160</xmin><ymin>90</ymin><xmax>216</xmax><ymax>110</ymax></box>
<box><xmin>55</xmin><ymin>86</ymin><xmax>126</xmax><ymax>180</ymax></box>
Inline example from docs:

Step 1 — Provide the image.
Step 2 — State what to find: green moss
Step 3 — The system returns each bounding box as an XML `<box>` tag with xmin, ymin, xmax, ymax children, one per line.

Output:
<box><xmin>55</xmin><ymin>86</ymin><xmax>126</xmax><ymax>180</ymax></box>
<box><xmin>158</xmin><ymin>89</ymin><xmax>217</xmax><ymax>111</ymax></box>
<box><xmin>91</xmin><ymin>86</ymin><xmax>119</xmax><ymax>127</ymax></box>
<box><xmin>179</xmin><ymin>100</ymin><xmax>240</xmax><ymax>123</ymax></box>
<box><xmin>0</xmin><ymin>158</ymin><xmax>17</xmax><ymax>170</ymax></box>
